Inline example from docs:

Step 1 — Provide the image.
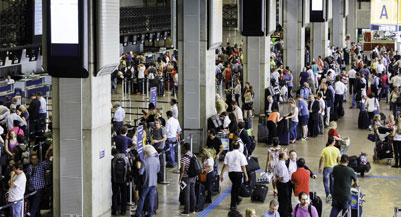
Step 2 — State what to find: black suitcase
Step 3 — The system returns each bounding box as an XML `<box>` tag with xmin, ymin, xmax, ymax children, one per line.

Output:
<box><xmin>251</xmin><ymin>184</ymin><xmax>268</xmax><ymax>203</ymax></box>
<box><xmin>278</xmin><ymin>132</ymin><xmax>290</xmax><ymax>146</ymax></box>
<box><xmin>195</xmin><ymin>182</ymin><xmax>205</xmax><ymax>211</ymax></box>
<box><xmin>212</xmin><ymin>175</ymin><xmax>221</xmax><ymax>193</ymax></box>
<box><xmin>245</xmin><ymin>117</ymin><xmax>253</xmax><ymax>130</ymax></box>
<box><xmin>239</xmin><ymin>183</ymin><xmax>252</xmax><ymax>197</ymax></box>
<box><xmin>296</xmin><ymin>121</ymin><xmax>303</xmax><ymax>140</ymax></box>
<box><xmin>310</xmin><ymin>192</ymin><xmax>322</xmax><ymax>217</ymax></box>
<box><xmin>143</xmin><ymin>189</ymin><xmax>159</xmax><ymax>215</ymax></box>
<box><xmin>248</xmin><ymin>170</ymin><xmax>256</xmax><ymax>188</ymax></box>
<box><xmin>257</xmin><ymin>124</ymin><xmax>269</xmax><ymax>143</ymax></box>
<box><xmin>358</xmin><ymin>110</ymin><xmax>369</xmax><ymax>129</ymax></box>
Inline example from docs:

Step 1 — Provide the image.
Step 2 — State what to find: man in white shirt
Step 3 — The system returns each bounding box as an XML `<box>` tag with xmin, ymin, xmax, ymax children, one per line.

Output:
<box><xmin>307</xmin><ymin>66</ymin><xmax>316</xmax><ymax>93</ymax></box>
<box><xmin>113</xmin><ymin>102</ymin><xmax>125</xmax><ymax>134</ymax></box>
<box><xmin>137</xmin><ymin>63</ymin><xmax>146</xmax><ymax>94</ymax></box>
<box><xmin>165</xmin><ymin>111</ymin><xmax>181</xmax><ymax>167</ymax></box>
<box><xmin>377</xmin><ymin>60</ymin><xmax>385</xmax><ymax>75</ymax></box>
<box><xmin>6</xmin><ymin>75</ymin><xmax>15</xmax><ymax>85</ymax></box>
<box><xmin>334</xmin><ymin>77</ymin><xmax>346</xmax><ymax>118</ymax></box>
<box><xmin>317</xmin><ymin>92</ymin><xmax>326</xmax><ymax>135</ymax></box>
<box><xmin>271</xmin><ymin>70</ymin><xmax>280</xmax><ymax>83</ymax></box>
<box><xmin>8</xmin><ymin>163</ymin><xmax>26</xmax><ymax>217</ymax></box>
<box><xmin>347</xmin><ymin>68</ymin><xmax>356</xmax><ymax>95</ymax></box>
<box><xmin>36</xmin><ymin>92</ymin><xmax>47</xmax><ymax>131</ymax></box>
<box><xmin>220</xmin><ymin>141</ymin><xmax>248</xmax><ymax>210</ymax></box>
<box><xmin>231</xmin><ymin>101</ymin><xmax>244</xmax><ymax>123</ymax></box>
<box><xmin>170</xmin><ymin>99</ymin><xmax>179</xmax><ymax>119</ymax></box>
<box><xmin>390</xmin><ymin>73</ymin><xmax>401</xmax><ymax>89</ymax></box>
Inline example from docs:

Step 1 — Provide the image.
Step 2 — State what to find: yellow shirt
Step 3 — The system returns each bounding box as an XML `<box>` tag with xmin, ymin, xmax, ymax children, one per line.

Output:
<box><xmin>320</xmin><ymin>146</ymin><xmax>341</xmax><ymax>168</ymax></box>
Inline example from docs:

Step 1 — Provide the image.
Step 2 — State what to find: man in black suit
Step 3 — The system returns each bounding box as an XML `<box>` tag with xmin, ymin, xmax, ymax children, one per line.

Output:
<box><xmin>238</xmin><ymin>122</ymin><xmax>254</xmax><ymax>156</ymax></box>
<box><xmin>308</xmin><ymin>94</ymin><xmax>320</xmax><ymax>138</ymax></box>
<box><xmin>265</xmin><ymin>95</ymin><xmax>279</xmax><ymax>117</ymax></box>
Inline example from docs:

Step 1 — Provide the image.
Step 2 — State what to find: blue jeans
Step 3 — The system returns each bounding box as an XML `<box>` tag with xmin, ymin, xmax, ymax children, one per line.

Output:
<box><xmin>351</xmin><ymin>94</ymin><xmax>356</xmax><ymax>108</ymax></box>
<box><xmin>10</xmin><ymin>200</ymin><xmax>23</xmax><ymax>217</ymax></box>
<box><xmin>329</xmin><ymin>198</ymin><xmax>351</xmax><ymax>217</ymax></box>
<box><xmin>166</xmin><ymin>138</ymin><xmax>177</xmax><ymax>166</ymax></box>
<box><xmin>289</xmin><ymin>121</ymin><xmax>298</xmax><ymax>141</ymax></box>
<box><xmin>379</xmin><ymin>85</ymin><xmax>389</xmax><ymax>102</ymax></box>
<box><xmin>135</xmin><ymin>186</ymin><xmax>156</xmax><ymax>217</ymax></box>
<box><xmin>323</xmin><ymin>167</ymin><xmax>334</xmax><ymax>197</ymax></box>
<box><xmin>29</xmin><ymin>188</ymin><xmax>43</xmax><ymax>217</ymax></box>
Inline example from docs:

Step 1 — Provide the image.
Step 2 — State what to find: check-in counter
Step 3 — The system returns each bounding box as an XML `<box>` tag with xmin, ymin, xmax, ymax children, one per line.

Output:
<box><xmin>14</xmin><ymin>76</ymin><xmax>47</xmax><ymax>98</ymax></box>
<box><xmin>0</xmin><ymin>81</ymin><xmax>15</xmax><ymax>104</ymax></box>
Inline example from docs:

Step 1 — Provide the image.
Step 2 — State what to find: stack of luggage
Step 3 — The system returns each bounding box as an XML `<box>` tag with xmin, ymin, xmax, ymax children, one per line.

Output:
<box><xmin>348</xmin><ymin>153</ymin><xmax>371</xmax><ymax>177</ymax></box>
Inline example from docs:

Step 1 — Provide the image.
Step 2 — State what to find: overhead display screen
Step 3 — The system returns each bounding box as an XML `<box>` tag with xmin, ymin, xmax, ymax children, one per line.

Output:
<box><xmin>50</xmin><ymin>0</ymin><xmax>79</xmax><ymax>44</ymax></box>
<box><xmin>312</xmin><ymin>0</ymin><xmax>323</xmax><ymax>11</ymax></box>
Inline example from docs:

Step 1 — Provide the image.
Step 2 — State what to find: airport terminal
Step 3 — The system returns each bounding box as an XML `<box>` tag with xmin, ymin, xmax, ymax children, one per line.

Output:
<box><xmin>0</xmin><ymin>0</ymin><xmax>400</xmax><ymax>216</ymax></box>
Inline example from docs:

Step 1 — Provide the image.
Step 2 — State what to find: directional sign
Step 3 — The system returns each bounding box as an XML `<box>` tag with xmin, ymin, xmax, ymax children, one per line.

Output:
<box><xmin>137</xmin><ymin>125</ymin><xmax>144</xmax><ymax>160</ymax></box>
<box><xmin>150</xmin><ymin>87</ymin><xmax>157</xmax><ymax>109</ymax></box>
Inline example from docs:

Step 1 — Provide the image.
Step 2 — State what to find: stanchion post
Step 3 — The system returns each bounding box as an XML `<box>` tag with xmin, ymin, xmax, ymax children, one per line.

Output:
<box><xmin>395</xmin><ymin>207</ymin><xmax>399</xmax><ymax>217</ymax></box>
<box><xmin>173</xmin><ymin>135</ymin><xmax>181</xmax><ymax>174</ymax></box>
<box><xmin>159</xmin><ymin>151</ymin><xmax>170</xmax><ymax>184</ymax></box>
<box><xmin>190</xmin><ymin>134</ymin><xmax>193</xmax><ymax>153</ymax></box>
<box><xmin>39</xmin><ymin>142</ymin><xmax>43</xmax><ymax>162</ymax></box>
<box><xmin>128</xmin><ymin>177</ymin><xmax>134</xmax><ymax>215</ymax></box>
<box><xmin>129</xmin><ymin>81</ymin><xmax>132</xmax><ymax>123</ymax></box>
<box><xmin>136</xmin><ymin>106</ymin><xmax>139</xmax><ymax>125</ymax></box>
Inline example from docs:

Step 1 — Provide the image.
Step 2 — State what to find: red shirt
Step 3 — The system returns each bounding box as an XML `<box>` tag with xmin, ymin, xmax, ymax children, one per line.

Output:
<box><xmin>328</xmin><ymin>129</ymin><xmax>339</xmax><ymax>147</ymax></box>
<box><xmin>381</xmin><ymin>75</ymin><xmax>388</xmax><ymax>86</ymax></box>
<box><xmin>291</xmin><ymin>168</ymin><xmax>310</xmax><ymax>196</ymax></box>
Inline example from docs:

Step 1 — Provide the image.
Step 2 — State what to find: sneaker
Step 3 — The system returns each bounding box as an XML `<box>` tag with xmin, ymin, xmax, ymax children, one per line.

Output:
<box><xmin>301</xmin><ymin>138</ymin><xmax>307</xmax><ymax>141</ymax></box>
<box><xmin>326</xmin><ymin>194</ymin><xmax>332</xmax><ymax>203</ymax></box>
<box><xmin>236</xmin><ymin>197</ymin><xmax>242</xmax><ymax>205</ymax></box>
<box><xmin>179</xmin><ymin>212</ymin><xmax>189</xmax><ymax>216</ymax></box>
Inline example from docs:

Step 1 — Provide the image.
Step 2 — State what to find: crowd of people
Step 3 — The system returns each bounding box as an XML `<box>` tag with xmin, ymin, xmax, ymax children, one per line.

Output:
<box><xmin>0</xmin><ymin>91</ymin><xmax>53</xmax><ymax>217</ymax></box>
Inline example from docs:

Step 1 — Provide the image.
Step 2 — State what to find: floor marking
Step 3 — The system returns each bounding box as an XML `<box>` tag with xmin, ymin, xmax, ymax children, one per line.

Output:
<box><xmin>196</xmin><ymin>186</ymin><xmax>232</xmax><ymax>217</ymax></box>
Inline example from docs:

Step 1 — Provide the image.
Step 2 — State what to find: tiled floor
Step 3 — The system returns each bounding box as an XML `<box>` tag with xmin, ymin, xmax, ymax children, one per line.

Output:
<box><xmin>112</xmin><ymin>87</ymin><xmax>401</xmax><ymax>217</ymax></box>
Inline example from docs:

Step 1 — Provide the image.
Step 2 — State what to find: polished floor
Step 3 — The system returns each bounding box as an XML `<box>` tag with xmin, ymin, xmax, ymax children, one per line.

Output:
<box><xmin>112</xmin><ymin>87</ymin><xmax>401</xmax><ymax>217</ymax></box>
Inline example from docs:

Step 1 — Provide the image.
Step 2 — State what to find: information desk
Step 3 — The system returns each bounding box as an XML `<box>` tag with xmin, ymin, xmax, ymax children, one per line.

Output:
<box><xmin>14</xmin><ymin>75</ymin><xmax>47</xmax><ymax>98</ymax></box>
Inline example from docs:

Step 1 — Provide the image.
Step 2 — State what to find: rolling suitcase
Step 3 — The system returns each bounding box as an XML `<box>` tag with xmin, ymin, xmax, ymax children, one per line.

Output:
<box><xmin>247</xmin><ymin>170</ymin><xmax>256</xmax><ymax>188</ymax></box>
<box><xmin>257</xmin><ymin>124</ymin><xmax>269</xmax><ymax>143</ymax></box>
<box><xmin>195</xmin><ymin>182</ymin><xmax>205</xmax><ymax>211</ymax></box>
<box><xmin>251</xmin><ymin>184</ymin><xmax>268</xmax><ymax>203</ymax></box>
<box><xmin>358</xmin><ymin>110</ymin><xmax>369</xmax><ymax>129</ymax></box>
<box><xmin>278</xmin><ymin>132</ymin><xmax>290</xmax><ymax>146</ymax></box>
<box><xmin>212</xmin><ymin>175</ymin><xmax>221</xmax><ymax>193</ymax></box>
<box><xmin>239</xmin><ymin>183</ymin><xmax>252</xmax><ymax>197</ymax></box>
<box><xmin>309</xmin><ymin>180</ymin><xmax>322</xmax><ymax>217</ymax></box>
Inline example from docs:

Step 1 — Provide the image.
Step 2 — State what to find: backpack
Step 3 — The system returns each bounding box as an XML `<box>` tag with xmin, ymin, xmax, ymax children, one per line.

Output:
<box><xmin>187</xmin><ymin>154</ymin><xmax>202</xmax><ymax>178</ymax></box>
<box><xmin>295</xmin><ymin>204</ymin><xmax>312</xmax><ymax>216</ymax></box>
<box><xmin>396</xmin><ymin>96</ymin><xmax>401</xmax><ymax>107</ymax></box>
<box><xmin>112</xmin><ymin>155</ymin><xmax>128</xmax><ymax>184</ymax></box>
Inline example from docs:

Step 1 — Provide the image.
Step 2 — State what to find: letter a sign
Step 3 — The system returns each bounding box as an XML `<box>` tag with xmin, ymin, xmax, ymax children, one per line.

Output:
<box><xmin>371</xmin><ymin>0</ymin><xmax>398</xmax><ymax>30</ymax></box>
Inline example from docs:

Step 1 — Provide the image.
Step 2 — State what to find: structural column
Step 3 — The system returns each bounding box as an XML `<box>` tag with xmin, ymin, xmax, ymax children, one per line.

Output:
<box><xmin>312</xmin><ymin>22</ymin><xmax>329</xmax><ymax>61</ymax></box>
<box><xmin>346</xmin><ymin>0</ymin><xmax>357</xmax><ymax>45</ymax></box>
<box><xmin>284</xmin><ymin>0</ymin><xmax>305</xmax><ymax>89</ymax></box>
<box><xmin>332</xmin><ymin>0</ymin><xmax>345</xmax><ymax>48</ymax></box>
<box><xmin>51</xmin><ymin>0</ymin><xmax>119</xmax><ymax>216</ymax></box>
<box><xmin>246</xmin><ymin>37</ymin><xmax>270</xmax><ymax>115</ymax></box>
<box><xmin>177</xmin><ymin>0</ymin><xmax>217</xmax><ymax>152</ymax></box>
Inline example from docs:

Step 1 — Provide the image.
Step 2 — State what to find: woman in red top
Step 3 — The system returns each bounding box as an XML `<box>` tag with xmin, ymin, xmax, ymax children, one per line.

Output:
<box><xmin>328</xmin><ymin>121</ymin><xmax>342</xmax><ymax>149</ymax></box>
<box><xmin>224</xmin><ymin>64</ymin><xmax>232</xmax><ymax>89</ymax></box>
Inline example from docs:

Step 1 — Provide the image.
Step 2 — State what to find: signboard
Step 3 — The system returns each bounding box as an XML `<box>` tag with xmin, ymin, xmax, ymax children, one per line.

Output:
<box><xmin>370</xmin><ymin>0</ymin><xmax>399</xmax><ymax>31</ymax></box>
<box><xmin>150</xmin><ymin>87</ymin><xmax>157</xmax><ymax>109</ymax></box>
<box><xmin>137</xmin><ymin>126</ymin><xmax>144</xmax><ymax>160</ymax></box>
<box><xmin>221</xmin><ymin>139</ymin><xmax>230</xmax><ymax>150</ymax></box>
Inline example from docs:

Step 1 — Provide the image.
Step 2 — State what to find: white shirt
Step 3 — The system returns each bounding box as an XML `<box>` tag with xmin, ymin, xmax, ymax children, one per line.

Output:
<box><xmin>288</xmin><ymin>160</ymin><xmax>297</xmax><ymax>177</ymax></box>
<box><xmin>8</xmin><ymin>172</ymin><xmax>26</xmax><ymax>202</ymax></box>
<box><xmin>6</xmin><ymin>79</ymin><xmax>15</xmax><ymax>84</ymax></box>
<box><xmin>319</xmin><ymin>98</ymin><xmax>326</xmax><ymax>116</ymax></box>
<box><xmin>393</xmin><ymin>126</ymin><xmax>401</xmax><ymax>141</ymax></box>
<box><xmin>38</xmin><ymin>97</ymin><xmax>47</xmax><ymax>114</ymax></box>
<box><xmin>348</xmin><ymin>69</ymin><xmax>356</xmax><ymax>79</ymax></box>
<box><xmin>223</xmin><ymin>116</ymin><xmax>231</xmax><ymax>128</ymax></box>
<box><xmin>165</xmin><ymin>117</ymin><xmax>181</xmax><ymax>138</ymax></box>
<box><xmin>377</xmin><ymin>63</ymin><xmax>385</xmax><ymax>74</ymax></box>
<box><xmin>291</xmin><ymin>107</ymin><xmax>299</xmax><ymax>122</ymax></box>
<box><xmin>307</xmin><ymin>69</ymin><xmax>314</xmax><ymax>81</ymax></box>
<box><xmin>138</xmin><ymin>65</ymin><xmax>145</xmax><ymax>79</ymax></box>
<box><xmin>334</xmin><ymin>81</ymin><xmax>346</xmax><ymax>95</ymax></box>
<box><xmin>233</xmin><ymin>106</ymin><xmax>244</xmax><ymax>122</ymax></box>
<box><xmin>366</xmin><ymin>97</ymin><xmax>379</xmax><ymax>112</ymax></box>
<box><xmin>171</xmin><ymin>104</ymin><xmax>178</xmax><ymax>119</ymax></box>
<box><xmin>223</xmin><ymin>149</ymin><xmax>248</xmax><ymax>172</ymax></box>
<box><xmin>114</xmin><ymin>106</ymin><xmax>125</xmax><ymax>122</ymax></box>
<box><xmin>271</xmin><ymin>71</ymin><xmax>280</xmax><ymax>82</ymax></box>
<box><xmin>391</xmin><ymin>76</ymin><xmax>401</xmax><ymax>88</ymax></box>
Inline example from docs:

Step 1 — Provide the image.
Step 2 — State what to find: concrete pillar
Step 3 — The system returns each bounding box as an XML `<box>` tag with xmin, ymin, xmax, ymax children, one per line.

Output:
<box><xmin>346</xmin><ymin>0</ymin><xmax>357</xmax><ymax>44</ymax></box>
<box><xmin>246</xmin><ymin>36</ymin><xmax>270</xmax><ymax>115</ymax></box>
<box><xmin>177</xmin><ymin>0</ymin><xmax>217</xmax><ymax>152</ymax></box>
<box><xmin>51</xmin><ymin>0</ymin><xmax>118</xmax><ymax>216</ymax></box>
<box><xmin>332</xmin><ymin>0</ymin><xmax>345</xmax><ymax>48</ymax></box>
<box><xmin>312</xmin><ymin>22</ymin><xmax>329</xmax><ymax>61</ymax></box>
<box><xmin>284</xmin><ymin>0</ymin><xmax>305</xmax><ymax>89</ymax></box>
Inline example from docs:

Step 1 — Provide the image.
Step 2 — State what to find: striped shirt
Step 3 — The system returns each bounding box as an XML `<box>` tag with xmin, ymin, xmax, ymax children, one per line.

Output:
<box><xmin>181</xmin><ymin>151</ymin><xmax>193</xmax><ymax>177</ymax></box>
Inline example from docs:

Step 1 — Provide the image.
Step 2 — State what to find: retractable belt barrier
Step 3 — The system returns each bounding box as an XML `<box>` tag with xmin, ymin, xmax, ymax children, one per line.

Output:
<box><xmin>0</xmin><ymin>191</ymin><xmax>37</xmax><ymax>211</ymax></box>
<box><xmin>395</xmin><ymin>207</ymin><xmax>401</xmax><ymax>217</ymax></box>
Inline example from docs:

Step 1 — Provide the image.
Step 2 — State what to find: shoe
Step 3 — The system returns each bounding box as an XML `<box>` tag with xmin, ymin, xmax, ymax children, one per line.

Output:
<box><xmin>301</xmin><ymin>138</ymin><xmax>306</xmax><ymax>142</ymax></box>
<box><xmin>326</xmin><ymin>194</ymin><xmax>332</xmax><ymax>203</ymax></box>
<box><xmin>349</xmin><ymin>106</ymin><xmax>353</xmax><ymax>109</ymax></box>
<box><xmin>120</xmin><ymin>211</ymin><xmax>126</xmax><ymax>215</ymax></box>
<box><xmin>179</xmin><ymin>212</ymin><xmax>189</xmax><ymax>216</ymax></box>
<box><xmin>230</xmin><ymin>206</ymin><xmax>237</xmax><ymax>211</ymax></box>
<box><xmin>111</xmin><ymin>211</ymin><xmax>117</xmax><ymax>216</ymax></box>
<box><xmin>392</xmin><ymin>164</ymin><xmax>399</xmax><ymax>168</ymax></box>
<box><xmin>166</xmin><ymin>164</ymin><xmax>175</xmax><ymax>168</ymax></box>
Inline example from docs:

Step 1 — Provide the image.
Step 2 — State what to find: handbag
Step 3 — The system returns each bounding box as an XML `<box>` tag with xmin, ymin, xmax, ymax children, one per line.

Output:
<box><xmin>199</xmin><ymin>172</ymin><xmax>207</xmax><ymax>183</ymax></box>
<box><xmin>367</xmin><ymin>134</ymin><xmax>376</xmax><ymax>142</ymax></box>
<box><xmin>246</xmin><ymin>157</ymin><xmax>260</xmax><ymax>172</ymax></box>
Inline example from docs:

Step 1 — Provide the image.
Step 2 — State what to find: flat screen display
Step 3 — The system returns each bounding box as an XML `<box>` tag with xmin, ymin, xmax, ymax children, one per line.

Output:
<box><xmin>34</xmin><ymin>0</ymin><xmax>43</xmax><ymax>35</ymax></box>
<box><xmin>312</xmin><ymin>0</ymin><xmax>323</xmax><ymax>11</ymax></box>
<box><xmin>50</xmin><ymin>0</ymin><xmax>79</xmax><ymax>44</ymax></box>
